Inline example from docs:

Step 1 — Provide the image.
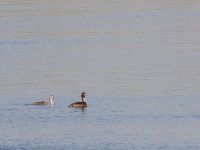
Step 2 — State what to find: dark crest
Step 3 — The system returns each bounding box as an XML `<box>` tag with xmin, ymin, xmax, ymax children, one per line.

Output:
<box><xmin>81</xmin><ymin>92</ymin><xmax>86</xmax><ymax>98</ymax></box>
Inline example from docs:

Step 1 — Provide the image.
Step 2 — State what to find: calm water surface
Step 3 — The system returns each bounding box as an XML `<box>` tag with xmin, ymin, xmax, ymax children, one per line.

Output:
<box><xmin>0</xmin><ymin>0</ymin><xmax>200</xmax><ymax>149</ymax></box>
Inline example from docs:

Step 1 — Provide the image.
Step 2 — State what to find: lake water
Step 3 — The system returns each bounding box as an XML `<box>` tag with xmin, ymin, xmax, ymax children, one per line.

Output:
<box><xmin>0</xmin><ymin>0</ymin><xmax>200</xmax><ymax>149</ymax></box>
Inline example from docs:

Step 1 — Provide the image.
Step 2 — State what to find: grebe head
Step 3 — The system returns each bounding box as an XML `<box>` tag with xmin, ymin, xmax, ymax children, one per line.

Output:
<box><xmin>81</xmin><ymin>92</ymin><xmax>87</xmax><ymax>102</ymax></box>
<box><xmin>49</xmin><ymin>95</ymin><xmax>54</xmax><ymax>106</ymax></box>
<box><xmin>81</xmin><ymin>92</ymin><xmax>87</xmax><ymax>97</ymax></box>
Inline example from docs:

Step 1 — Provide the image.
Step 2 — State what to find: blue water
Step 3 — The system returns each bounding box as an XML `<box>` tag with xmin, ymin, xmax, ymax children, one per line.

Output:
<box><xmin>0</xmin><ymin>0</ymin><xmax>200</xmax><ymax>149</ymax></box>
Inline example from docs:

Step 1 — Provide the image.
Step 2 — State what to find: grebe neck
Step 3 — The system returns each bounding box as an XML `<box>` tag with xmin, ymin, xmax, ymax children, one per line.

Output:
<box><xmin>49</xmin><ymin>96</ymin><xmax>54</xmax><ymax>106</ymax></box>
<box><xmin>82</xmin><ymin>97</ymin><xmax>86</xmax><ymax>102</ymax></box>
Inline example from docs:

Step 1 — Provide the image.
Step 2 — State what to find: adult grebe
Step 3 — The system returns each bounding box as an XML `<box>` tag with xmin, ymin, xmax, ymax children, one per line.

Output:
<box><xmin>32</xmin><ymin>95</ymin><xmax>54</xmax><ymax>106</ymax></box>
<box><xmin>68</xmin><ymin>92</ymin><xmax>87</xmax><ymax>108</ymax></box>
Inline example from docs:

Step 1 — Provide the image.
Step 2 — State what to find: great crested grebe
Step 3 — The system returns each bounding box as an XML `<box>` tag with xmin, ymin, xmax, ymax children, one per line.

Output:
<box><xmin>32</xmin><ymin>95</ymin><xmax>54</xmax><ymax>106</ymax></box>
<box><xmin>68</xmin><ymin>92</ymin><xmax>87</xmax><ymax>108</ymax></box>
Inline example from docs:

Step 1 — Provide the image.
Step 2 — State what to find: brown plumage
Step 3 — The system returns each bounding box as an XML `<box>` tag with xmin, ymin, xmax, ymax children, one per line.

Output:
<box><xmin>68</xmin><ymin>92</ymin><xmax>88</xmax><ymax>108</ymax></box>
<box><xmin>32</xmin><ymin>101</ymin><xmax>49</xmax><ymax>105</ymax></box>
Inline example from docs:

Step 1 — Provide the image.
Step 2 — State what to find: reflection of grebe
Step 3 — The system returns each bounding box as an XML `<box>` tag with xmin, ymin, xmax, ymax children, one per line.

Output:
<box><xmin>68</xmin><ymin>92</ymin><xmax>87</xmax><ymax>108</ymax></box>
<box><xmin>32</xmin><ymin>95</ymin><xmax>54</xmax><ymax>106</ymax></box>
